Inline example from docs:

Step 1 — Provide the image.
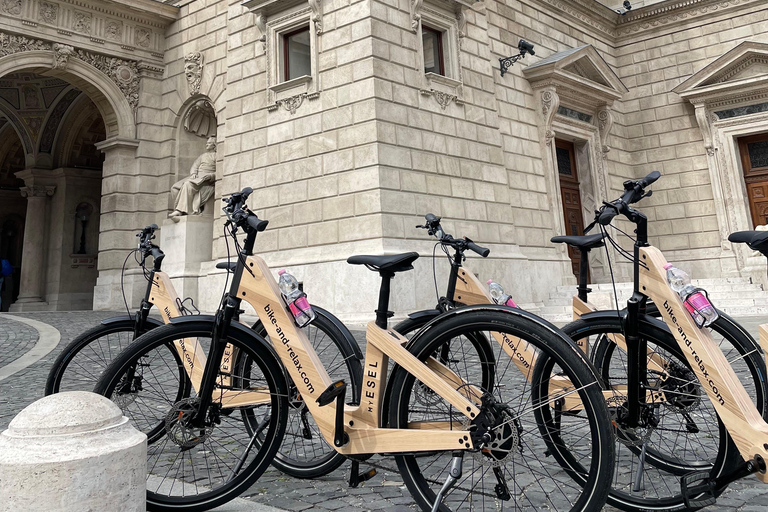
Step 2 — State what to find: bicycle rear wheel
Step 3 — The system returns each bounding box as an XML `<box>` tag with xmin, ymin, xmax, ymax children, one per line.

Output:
<box><xmin>567</xmin><ymin>314</ymin><xmax>767</xmax><ymax>511</ymax></box>
<box><xmin>388</xmin><ymin>308</ymin><xmax>614</xmax><ymax>512</ymax></box>
<box><xmin>94</xmin><ymin>321</ymin><xmax>288</xmax><ymax>512</ymax></box>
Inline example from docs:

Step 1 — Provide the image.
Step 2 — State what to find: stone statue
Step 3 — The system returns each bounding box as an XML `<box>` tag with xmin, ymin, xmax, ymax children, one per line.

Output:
<box><xmin>169</xmin><ymin>137</ymin><xmax>216</xmax><ymax>220</ymax></box>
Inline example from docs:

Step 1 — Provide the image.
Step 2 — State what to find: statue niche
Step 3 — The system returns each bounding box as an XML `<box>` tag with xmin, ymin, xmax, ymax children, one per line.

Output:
<box><xmin>169</xmin><ymin>136</ymin><xmax>216</xmax><ymax>220</ymax></box>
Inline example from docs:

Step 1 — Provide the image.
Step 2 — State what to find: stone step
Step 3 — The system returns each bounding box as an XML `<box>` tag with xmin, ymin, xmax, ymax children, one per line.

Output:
<box><xmin>539</xmin><ymin>277</ymin><xmax>768</xmax><ymax>322</ymax></box>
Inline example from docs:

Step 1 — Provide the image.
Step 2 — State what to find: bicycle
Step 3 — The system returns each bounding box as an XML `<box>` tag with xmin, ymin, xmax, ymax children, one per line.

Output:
<box><xmin>555</xmin><ymin>171</ymin><xmax>768</xmax><ymax>511</ymax></box>
<box><xmin>95</xmin><ymin>187</ymin><xmax>616</xmax><ymax>512</ymax></box>
<box><xmin>45</xmin><ymin>223</ymin><xmax>364</xmax><ymax>480</ymax></box>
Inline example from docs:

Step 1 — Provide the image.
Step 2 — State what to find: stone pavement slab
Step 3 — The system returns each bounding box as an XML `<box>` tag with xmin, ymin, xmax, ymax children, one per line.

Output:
<box><xmin>1</xmin><ymin>311</ymin><xmax>767</xmax><ymax>511</ymax></box>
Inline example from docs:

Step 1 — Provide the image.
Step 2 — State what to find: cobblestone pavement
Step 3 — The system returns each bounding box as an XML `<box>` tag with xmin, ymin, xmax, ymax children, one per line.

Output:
<box><xmin>0</xmin><ymin>315</ymin><xmax>39</xmax><ymax>369</ymax></box>
<box><xmin>1</xmin><ymin>311</ymin><xmax>767</xmax><ymax>511</ymax></box>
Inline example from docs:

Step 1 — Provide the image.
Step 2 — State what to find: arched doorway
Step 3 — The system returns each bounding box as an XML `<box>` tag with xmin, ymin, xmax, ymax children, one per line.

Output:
<box><xmin>0</xmin><ymin>49</ymin><xmax>134</xmax><ymax>311</ymax></box>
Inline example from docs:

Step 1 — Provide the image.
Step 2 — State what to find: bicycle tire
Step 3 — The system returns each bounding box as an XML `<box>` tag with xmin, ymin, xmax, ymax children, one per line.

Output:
<box><xmin>45</xmin><ymin>318</ymin><xmax>157</xmax><ymax>395</ymax></box>
<box><xmin>389</xmin><ymin>308</ymin><xmax>615</xmax><ymax>512</ymax></box>
<box><xmin>94</xmin><ymin>321</ymin><xmax>289</xmax><ymax>512</ymax></box>
<box><xmin>45</xmin><ymin>306</ymin><xmax>361</xmax><ymax>479</ymax></box>
<box><xmin>566</xmin><ymin>314</ymin><xmax>767</xmax><ymax>511</ymax></box>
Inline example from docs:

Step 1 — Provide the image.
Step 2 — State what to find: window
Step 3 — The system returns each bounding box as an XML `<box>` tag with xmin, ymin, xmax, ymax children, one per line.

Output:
<box><xmin>282</xmin><ymin>26</ymin><xmax>311</xmax><ymax>82</ymax></box>
<box><xmin>422</xmin><ymin>25</ymin><xmax>444</xmax><ymax>76</ymax></box>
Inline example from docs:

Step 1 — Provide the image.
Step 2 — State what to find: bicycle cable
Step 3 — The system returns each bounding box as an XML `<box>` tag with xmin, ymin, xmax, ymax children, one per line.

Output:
<box><xmin>120</xmin><ymin>248</ymin><xmax>140</xmax><ymax>317</ymax></box>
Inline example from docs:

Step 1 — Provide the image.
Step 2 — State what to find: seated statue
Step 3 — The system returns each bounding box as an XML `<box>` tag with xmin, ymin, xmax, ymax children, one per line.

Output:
<box><xmin>169</xmin><ymin>136</ymin><xmax>217</xmax><ymax>220</ymax></box>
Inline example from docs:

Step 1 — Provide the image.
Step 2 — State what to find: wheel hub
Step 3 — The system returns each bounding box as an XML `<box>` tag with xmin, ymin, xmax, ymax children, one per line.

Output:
<box><xmin>469</xmin><ymin>394</ymin><xmax>522</xmax><ymax>467</ymax></box>
<box><xmin>660</xmin><ymin>361</ymin><xmax>701</xmax><ymax>412</ymax></box>
<box><xmin>165</xmin><ymin>398</ymin><xmax>215</xmax><ymax>450</ymax></box>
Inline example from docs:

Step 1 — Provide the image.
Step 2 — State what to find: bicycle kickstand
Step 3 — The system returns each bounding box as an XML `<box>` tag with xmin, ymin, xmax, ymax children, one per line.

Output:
<box><xmin>431</xmin><ymin>451</ymin><xmax>463</xmax><ymax>512</ymax></box>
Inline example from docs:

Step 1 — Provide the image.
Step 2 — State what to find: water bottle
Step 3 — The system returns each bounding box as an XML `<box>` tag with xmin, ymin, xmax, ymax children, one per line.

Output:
<box><xmin>487</xmin><ymin>280</ymin><xmax>518</xmax><ymax>308</ymax></box>
<box><xmin>278</xmin><ymin>269</ymin><xmax>316</xmax><ymax>327</ymax></box>
<box><xmin>664</xmin><ymin>263</ymin><xmax>718</xmax><ymax>327</ymax></box>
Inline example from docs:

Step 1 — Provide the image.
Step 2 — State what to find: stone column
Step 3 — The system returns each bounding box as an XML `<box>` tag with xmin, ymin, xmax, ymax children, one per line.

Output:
<box><xmin>10</xmin><ymin>185</ymin><xmax>55</xmax><ymax>310</ymax></box>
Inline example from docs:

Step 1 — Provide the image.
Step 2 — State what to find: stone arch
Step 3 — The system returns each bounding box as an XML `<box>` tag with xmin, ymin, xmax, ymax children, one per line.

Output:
<box><xmin>0</xmin><ymin>50</ymin><xmax>135</xmax><ymax>140</ymax></box>
<box><xmin>54</xmin><ymin>96</ymin><xmax>106</xmax><ymax>169</ymax></box>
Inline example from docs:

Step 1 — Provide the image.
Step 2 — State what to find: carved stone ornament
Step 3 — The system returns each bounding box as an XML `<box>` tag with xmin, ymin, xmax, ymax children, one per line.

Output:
<box><xmin>52</xmin><ymin>43</ymin><xmax>74</xmax><ymax>70</ymax></box>
<box><xmin>135</xmin><ymin>28</ymin><xmax>151</xmax><ymax>49</ymax></box>
<box><xmin>694</xmin><ymin>103</ymin><xmax>716</xmax><ymax>157</ymax></box>
<box><xmin>255</xmin><ymin>13</ymin><xmax>266</xmax><ymax>52</ymax></box>
<box><xmin>597</xmin><ymin>108</ymin><xmax>613</xmax><ymax>155</ymax></box>
<box><xmin>38</xmin><ymin>1</ymin><xmax>58</xmax><ymax>24</ymax></box>
<box><xmin>456</xmin><ymin>5</ymin><xmax>467</xmax><ymax>39</ymax></box>
<box><xmin>184</xmin><ymin>52</ymin><xmax>203</xmax><ymax>96</ymax></box>
<box><xmin>73</xmin><ymin>48</ymin><xmax>140</xmax><ymax>116</ymax></box>
<box><xmin>541</xmin><ymin>89</ymin><xmax>560</xmax><ymax>146</ymax></box>
<box><xmin>184</xmin><ymin>99</ymin><xmax>216</xmax><ymax>138</ymax></box>
<box><xmin>0</xmin><ymin>32</ymin><xmax>51</xmax><ymax>56</ymax></box>
<box><xmin>268</xmin><ymin>92</ymin><xmax>319</xmax><ymax>114</ymax></box>
<box><xmin>105</xmin><ymin>21</ymin><xmax>122</xmax><ymax>41</ymax></box>
<box><xmin>308</xmin><ymin>0</ymin><xmax>322</xmax><ymax>34</ymax></box>
<box><xmin>72</xmin><ymin>11</ymin><xmax>92</xmax><ymax>34</ymax></box>
<box><xmin>411</xmin><ymin>0</ymin><xmax>423</xmax><ymax>32</ymax></box>
<box><xmin>1</xmin><ymin>0</ymin><xmax>21</xmax><ymax>16</ymax></box>
<box><xmin>421</xmin><ymin>88</ymin><xmax>459</xmax><ymax>110</ymax></box>
<box><xmin>20</xmin><ymin>185</ymin><xmax>55</xmax><ymax>198</ymax></box>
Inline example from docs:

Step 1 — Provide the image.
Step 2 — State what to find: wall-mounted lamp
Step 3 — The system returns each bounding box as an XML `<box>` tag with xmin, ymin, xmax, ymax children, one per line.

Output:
<box><xmin>499</xmin><ymin>39</ymin><xmax>535</xmax><ymax>77</ymax></box>
<box><xmin>75</xmin><ymin>202</ymin><xmax>94</xmax><ymax>254</ymax></box>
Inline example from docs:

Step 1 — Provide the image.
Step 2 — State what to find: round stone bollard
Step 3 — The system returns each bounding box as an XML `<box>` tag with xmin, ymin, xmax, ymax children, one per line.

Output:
<box><xmin>0</xmin><ymin>391</ymin><xmax>146</xmax><ymax>512</ymax></box>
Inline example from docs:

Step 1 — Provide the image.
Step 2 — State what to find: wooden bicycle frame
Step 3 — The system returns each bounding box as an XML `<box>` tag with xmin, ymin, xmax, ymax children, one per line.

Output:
<box><xmin>229</xmin><ymin>255</ymin><xmax>479</xmax><ymax>454</ymax></box>
<box><xmin>639</xmin><ymin>246</ymin><xmax>768</xmax><ymax>481</ymax></box>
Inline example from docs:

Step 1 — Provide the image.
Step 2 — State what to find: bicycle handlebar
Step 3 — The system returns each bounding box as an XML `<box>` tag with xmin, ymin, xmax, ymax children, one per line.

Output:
<box><xmin>592</xmin><ymin>171</ymin><xmax>660</xmax><ymax>228</ymax></box>
<box><xmin>417</xmin><ymin>213</ymin><xmax>489</xmax><ymax>258</ymax></box>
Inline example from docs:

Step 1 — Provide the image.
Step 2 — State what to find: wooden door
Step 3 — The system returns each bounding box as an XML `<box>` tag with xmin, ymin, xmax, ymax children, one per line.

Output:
<box><xmin>555</xmin><ymin>139</ymin><xmax>586</xmax><ymax>278</ymax></box>
<box><xmin>739</xmin><ymin>133</ymin><xmax>768</xmax><ymax>227</ymax></box>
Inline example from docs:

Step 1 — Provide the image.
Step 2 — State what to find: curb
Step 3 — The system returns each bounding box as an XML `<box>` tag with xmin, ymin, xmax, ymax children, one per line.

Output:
<box><xmin>0</xmin><ymin>314</ymin><xmax>61</xmax><ymax>382</ymax></box>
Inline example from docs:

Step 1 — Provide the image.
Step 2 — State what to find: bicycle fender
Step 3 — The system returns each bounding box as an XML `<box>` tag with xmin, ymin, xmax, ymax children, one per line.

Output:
<box><xmin>100</xmin><ymin>315</ymin><xmax>164</xmax><ymax>329</ymax></box>
<box><xmin>576</xmin><ymin>309</ymin><xmax>668</xmax><ymax>332</ymax></box>
<box><xmin>313</xmin><ymin>304</ymin><xmax>364</xmax><ymax>360</ymax></box>
<box><xmin>406</xmin><ymin>309</ymin><xmax>441</xmax><ymax>321</ymax></box>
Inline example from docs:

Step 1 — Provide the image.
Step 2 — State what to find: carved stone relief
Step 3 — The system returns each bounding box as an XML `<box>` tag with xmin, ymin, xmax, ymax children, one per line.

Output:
<box><xmin>1</xmin><ymin>0</ymin><xmax>22</xmax><ymax>16</ymax></box>
<box><xmin>541</xmin><ymin>89</ymin><xmax>560</xmax><ymax>146</ymax></box>
<box><xmin>255</xmin><ymin>13</ymin><xmax>267</xmax><ymax>52</ymax></box>
<box><xmin>597</xmin><ymin>108</ymin><xmax>613</xmax><ymax>156</ymax></box>
<box><xmin>73</xmin><ymin>49</ymin><xmax>140</xmax><ymax>116</ymax></box>
<box><xmin>135</xmin><ymin>28</ymin><xmax>151</xmax><ymax>48</ymax></box>
<box><xmin>38</xmin><ymin>1</ymin><xmax>58</xmax><ymax>24</ymax></box>
<box><xmin>20</xmin><ymin>185</ymin><xmax>55</xmax><ymax>197</ymax></box>
<box><xmin>184</xmin><ymin>99</ymin><xmax>216</xmax><ymax>138</ymax></box>
<box><xmin>52</xmin><ymin>43</ymin><xmax>74</xmax><ymax>70</ymax></box>
<box><xmin>104</xmin><ymin>21</ymin><xmax>122</xmax><ymax>42</ymax></box>
<box><xmin>308</xmin><ymin>0</ymin><xmax>322</xmax><ymax>34</ymax></box>
<box><xmin>0</xmin><ymin>33</ymin><xmax>50</xmax><ymax>56</ymax></box>
<box><xmin>411</xmin><ymin>0</ymin><xmax>423</xmax><ymax>32</ymax></box>
<box><xmin>72</xmin><ymin>11</ymin><xmax>92</xmax><ymax>34</ymax></box>
<box><xmin>184</xmin><ymin>52</ymin><xmax>203</xmax><ymax>96</ymax></box>
<box><xmin>267</xmin><ymin>92</ymin><xmax>319</xmax><ymax>114</ymax></box>
<box><xmin>420</xmin><ymin>88</ymin><xmax>460</xmax><ymax>110</ymax></box>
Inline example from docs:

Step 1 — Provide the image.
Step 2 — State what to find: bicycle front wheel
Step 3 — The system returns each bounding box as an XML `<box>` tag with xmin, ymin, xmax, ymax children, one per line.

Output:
<box><xmin>568</xmin><ymin>313</ymin><xmax>767</xmax><ymax>511</ymax></box>
<box><xmin>388</xmin><ymin>308</ymin><xmax>615</xmax><ymax>512</ymax></box>
<box><xmin>94</xmin><ymin>321</ymin><xmax>289</xmax><ymax>512</ymax></box>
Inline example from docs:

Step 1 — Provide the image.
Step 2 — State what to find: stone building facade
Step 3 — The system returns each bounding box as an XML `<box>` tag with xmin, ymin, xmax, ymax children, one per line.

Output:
<box><xmin>1</xmin><ymin>0</ymin><xmax>768</xmax><ymax>320</ymax></box>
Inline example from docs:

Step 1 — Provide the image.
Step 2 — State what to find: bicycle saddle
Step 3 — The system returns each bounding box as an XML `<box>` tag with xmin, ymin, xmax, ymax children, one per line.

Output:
<box><xmin>215</xmin><ymin>261</ymin><xmax>237</xmax><ymax>272</ymax></box>
<box><xmin>728</xmin><ymin>230</ymin><xmax>768</xmax><ymax>254</ymax></box>
<box><xmin>347</xmin><ymin>252</ymin><xmax>419</xmax><ymax>273</ymax></box>
<box><xmin>550</xmin><ymin>233</ymin><xmax>606</xmax><ymax>251</ymax></box>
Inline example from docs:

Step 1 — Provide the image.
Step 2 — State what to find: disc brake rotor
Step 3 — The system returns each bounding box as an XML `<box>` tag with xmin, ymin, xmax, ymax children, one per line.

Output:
<box><xmin>164</xmin><ymin>397</ymin><xmax>214</xmax><ymax>450</ymax></box>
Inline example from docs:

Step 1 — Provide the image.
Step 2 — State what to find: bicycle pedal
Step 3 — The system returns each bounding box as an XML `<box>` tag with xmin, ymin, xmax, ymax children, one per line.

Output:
<box><xmin>680</xmin><ymin>470</ymin><xmax>717</xmax><ymax>509</ymax></box>
<box><xmin>316</xmin><ymin>380</ymin><xmax>347</xmax><ymax>407</ymax></box>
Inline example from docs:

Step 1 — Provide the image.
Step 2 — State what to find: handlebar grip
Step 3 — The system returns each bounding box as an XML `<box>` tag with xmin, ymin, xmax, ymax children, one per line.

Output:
<box><xmin>467</xmin><ymin>240</ymin><xmax>490</xmax><ymax>258</ymax></box>
<box><xmin>241</xmin><ymin>187</ymin><xmax>253</xmax><ymax>200</ymax></box>
<box><xmin>150</xmin><ymin>246</ymin><xmax>165</xmax><ymax>270</ymax></box>
<box><xmin>640</xmin><ymin>171</ymin><xmax>661</xmax><ymax>188</ymax></box>
<box><xmin>425</xmin><ymin>213</ymin><xmax>439</xmax><ymax>223</ymax></box>
<box><xmin>598</xmin><ymin>206</ymin><xmax>619</xmax><ymax>226</ymax></box>
<box><xmin>246</xmin><ymin>214</ymin><xmax>269</xmax><ymax>233</ymax></box>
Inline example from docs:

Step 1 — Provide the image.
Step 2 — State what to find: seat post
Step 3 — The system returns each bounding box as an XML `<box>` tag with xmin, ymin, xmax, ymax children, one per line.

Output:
<box><xmin>577</xmin><ymin>248</ymin><xmax>591</xmax><ymax>302</ymax></box>
<box><xmin>375</xmin><ymin>271</ymin><xmax>395</xmax><ymax>329</ymax></box>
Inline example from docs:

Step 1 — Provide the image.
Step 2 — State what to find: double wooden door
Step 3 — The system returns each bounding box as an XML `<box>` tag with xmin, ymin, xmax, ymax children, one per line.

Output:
<box><xmin>555</xmin><ymin>139</ymin><xmax>586</xmax><ymax>279</ymax></box>
<box><xmin>739</xmin><ymin>133</ymin><xmax>768</xmax><ymax>227</ymax></box>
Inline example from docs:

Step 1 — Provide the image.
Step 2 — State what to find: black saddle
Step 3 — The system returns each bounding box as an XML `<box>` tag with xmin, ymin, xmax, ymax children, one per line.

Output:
<box><xmin>216</xmin><ymin>261</ymin><xmax>237</xmax><ymax>272</ymax></box>
<box><xmin>729</xmin><ymin>231</ymin><xmax>768</xmax><ymax>255</ymax></box>
<box><xmin>551</xmin><ymin>233</ymin><xmax>606</xmax><ymax>251</ymax></box>
<box><xmin>347</xmin><ymin>252</ymin><xmax>419</xmax><ymax>274</ymax></box>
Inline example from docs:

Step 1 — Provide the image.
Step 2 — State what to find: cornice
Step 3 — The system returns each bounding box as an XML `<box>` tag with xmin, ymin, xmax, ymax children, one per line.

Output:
<box><xmin>59</xmin><ymin>0</ymin><xmax>178</xmax><ymax>28</ymax></box>
<box><xmin>615</xmin><ymin>0</ymin><xmax>760</xmax><ymax>38</ymax></box>
<box><xmin>535</xmin><ymin>0</ymin><xmax>617</xmax><ymax>39</ymax></box>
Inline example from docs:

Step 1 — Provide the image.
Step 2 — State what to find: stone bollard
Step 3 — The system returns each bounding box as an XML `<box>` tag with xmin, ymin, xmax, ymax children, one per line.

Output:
<box><xmin>0</xmin><ymin>391</ymin><xmax>146</xmax><ymax>512</ymax></box>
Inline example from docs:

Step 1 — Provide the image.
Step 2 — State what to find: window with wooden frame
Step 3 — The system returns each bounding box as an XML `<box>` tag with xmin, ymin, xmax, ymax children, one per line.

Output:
<box><xmin>422</xmin><ymin>25</ymin><xmax>445</xmax><ymax>76</ymax></box>
<box><xmin>282</xmin><ymin>26</ymin><xmax>311</xmax><ymax>82</ymax></box>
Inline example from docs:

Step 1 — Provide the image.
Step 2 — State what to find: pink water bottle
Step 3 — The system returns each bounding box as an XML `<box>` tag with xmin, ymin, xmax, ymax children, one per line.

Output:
<box><xmin>664</xmin><ymin>263</ymin><xmax>718</xmax><ymax>327</ymax></box>
<box><xmin>278</xmin><ymin>269</ymin><xmax>316</xmax><ymax>327</ymax></box>
<box><xmin>487</xmin><ymin>280</ymin><xmax>518</xmax><ymax>308</ymax></box>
